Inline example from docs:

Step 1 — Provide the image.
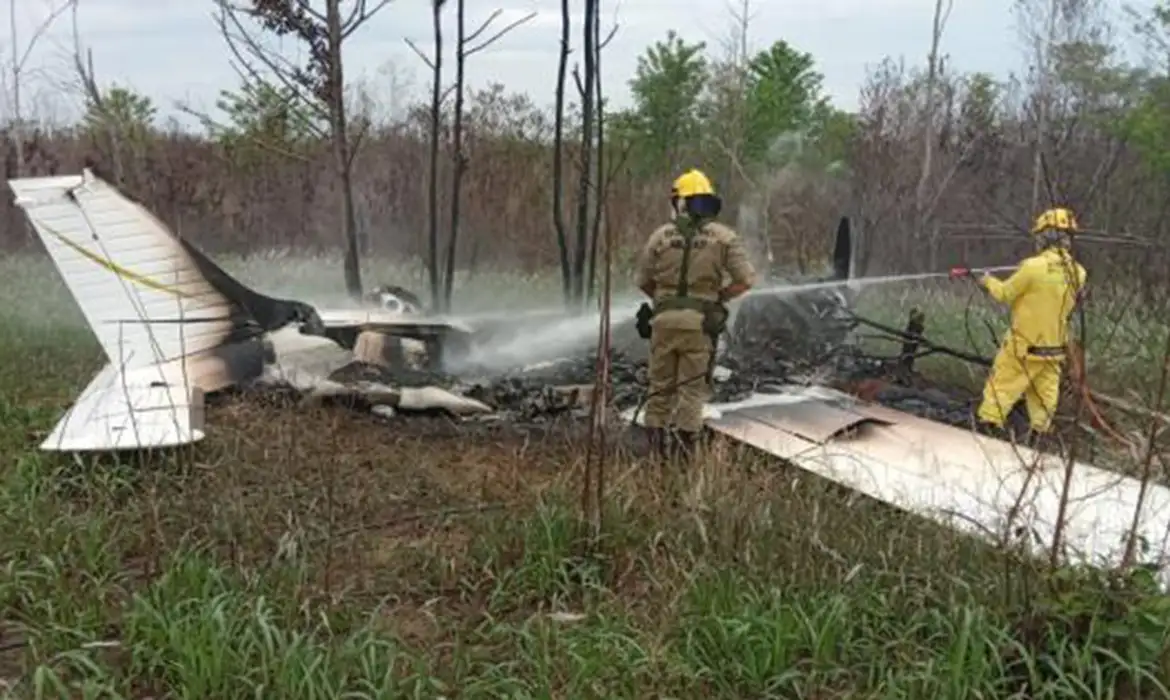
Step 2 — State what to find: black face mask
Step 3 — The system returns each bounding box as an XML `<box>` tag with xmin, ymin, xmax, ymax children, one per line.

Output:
<box><xmin>684</xmin><ymin>194</ymin><xmax>722</xmax><ymax>219</ymax></box>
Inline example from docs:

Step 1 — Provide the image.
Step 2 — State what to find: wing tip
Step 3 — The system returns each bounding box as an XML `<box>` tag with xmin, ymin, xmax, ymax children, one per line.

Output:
<box><xmin>38</xmin><ymin>430</ymin><xmax>206</xmax><ymax>453</ymax></box>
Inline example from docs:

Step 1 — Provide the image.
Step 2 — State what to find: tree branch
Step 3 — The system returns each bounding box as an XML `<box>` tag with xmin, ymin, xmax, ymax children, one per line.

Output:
<box><xmin>465</xmin><ymin>8</ymin><xmax>502</xmax><ymax>44</ymax></box>
<box><xmin>404</xmin><ymin>37</ymin><xmax>435</xmax><ymax>70</ymax></box>
<box><xmin>14</xmin><ymin>0</ymin><xmax>73</xmax><ymax>76</ymax></box>
<box><xmin>342</xmin><ymin>0</ymin><xmax>392</xmax><ymax>38</ymax></box>
<box><xmin>465</xmin><ymin>11</ymin><xmax>536</xmax><ymax>58</ymax></box>
<box><xmin>599</xmin><ymin>22</ymin><xmax>619</xmax><ymax>50</ymax></box>
<box><xmin>213</xmin><ymin>1</ymin><xmax>330</xmax><ymax>121</ymax></box>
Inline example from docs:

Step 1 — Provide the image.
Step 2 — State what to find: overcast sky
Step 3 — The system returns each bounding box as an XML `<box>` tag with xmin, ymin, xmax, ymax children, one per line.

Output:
<box><xmin>1</xmin><ymin>0</ymin><xmax>1157</xmax><ymax>127</ymax></box>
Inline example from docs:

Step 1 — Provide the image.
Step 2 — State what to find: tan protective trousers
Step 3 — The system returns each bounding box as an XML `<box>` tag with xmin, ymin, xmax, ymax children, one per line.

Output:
<box><xmin>644</xmin><ymin>326</ymin><xmax>713</xmax><ymax>432</ymax></box>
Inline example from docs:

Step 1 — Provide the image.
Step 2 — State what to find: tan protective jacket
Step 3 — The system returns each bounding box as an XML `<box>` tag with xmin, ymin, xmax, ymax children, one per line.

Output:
<box><xmin>635</xmin><ymin>219</ymin><xmax>757</xmax><ymax>331</ymax></box>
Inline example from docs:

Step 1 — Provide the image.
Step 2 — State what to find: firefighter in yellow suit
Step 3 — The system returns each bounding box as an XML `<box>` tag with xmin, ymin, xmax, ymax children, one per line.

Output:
<box><xmin>634</xmin><ymin>169</ymin><xmax>757</xmax><ymax>461</ymax></box>
<box><xmin>952</xmin><ymin>207</ymin><xmax>1088</xmax><ymax>436</ymax></box>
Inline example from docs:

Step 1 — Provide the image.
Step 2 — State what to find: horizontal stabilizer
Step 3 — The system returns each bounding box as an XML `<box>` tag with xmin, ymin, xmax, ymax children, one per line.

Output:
<box><xmin>41</xmin><ymin>363</ymin><xmax>205</xmax><ymax>452</ymax></box>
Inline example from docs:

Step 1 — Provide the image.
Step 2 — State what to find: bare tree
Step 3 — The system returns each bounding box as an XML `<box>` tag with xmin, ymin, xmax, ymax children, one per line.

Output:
<box><xmin>569</xmin><ymin>0</ymin><xmax>599</xmax><ymax>307</ymax></box>
<box><xmin>714</xmin><ymin>0</ymin><xmax>755</xmax><ymax>198</ymax></box>
<box><xmin>407</xmin><ymin>5</ymin><xmax>534</xmax><ymax>311</ymax></box>
<box><xmin>443</xmin><ymin>7</ymin><xmax>535</xmax><ymax>311</ymax></box>
<box><xmin>421</xmin><ymin>0</ymin><xmax>444</xmax><ymax>309</ymax></box>
<box><xmin>213</xmin><ymin>0</ymin><xmax>392</xmax><ymax>299</ymax></box>
<box><xmin>7</xmin><ymin>0</ymin><xmax>71</xmax><ymax>177</ymax></box>
<box><xmin>709</xmin><ymin>0</ymin><xmax>774</xmax><ymax>274</ymax></box>
<box><xmin>586</xmin><ymin>20</ymin><xmax>623</xmax><ymax>304</ymax></box>
<box><xmin>914</xmin><ymin>0</ymin><xmax>953</xmax><ymax>234</ymax></box>
<box><xmin>69</xmin><ymin>0</ymin><xmax>124</xmax><ymax>185</ymax></box>
<box><xmin>1015</xmin><ymin>0</ymin><xmax>1062</xmax><ymax>213</ymax></box>
<box><xmin>552</xmin><ymin>0</ymin><xmax>572</xmax><ymax>304</ymax></box>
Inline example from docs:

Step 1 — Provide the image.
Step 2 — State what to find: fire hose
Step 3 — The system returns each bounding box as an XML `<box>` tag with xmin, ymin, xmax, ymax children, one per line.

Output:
<box><xmin>627</xmin><ymin>295</ymin><xmax>1160</xmax><ymax>448</ymax></box>
<box><xmin>947</xmin><ymin>263</ymin><xmax>1144</xmax><ymax>446</ymax></box>
<box><xmin>849</xmin><ymin>311</ymin><xmax>1135</xmax><ymax>446</ymax></box>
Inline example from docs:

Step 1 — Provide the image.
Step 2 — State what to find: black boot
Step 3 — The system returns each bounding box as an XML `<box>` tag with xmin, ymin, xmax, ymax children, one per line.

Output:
<box><xmin>1025</xmin><ymin>428</ymin><xmax>1057</xmax><ymax>452</ymax></box>
<box><xmin>674</xmin><ymin>430</ymin><xmax>699</xmax><ymax>464</ymax></box>
<box><xmin>975</xmin><ymin>420</ymin><xmax>1008</xmax><ymax>440</ymax></box>
<box><xmin>646</xmin><ymin>427</ymin><xmax>667</xmax><ymax>461</ymax></box>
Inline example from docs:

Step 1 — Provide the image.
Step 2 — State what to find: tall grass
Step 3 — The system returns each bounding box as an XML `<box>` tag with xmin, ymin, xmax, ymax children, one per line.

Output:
<box><xmin>3</xmin><ymin>251</ymin><xmax>1170</xmax><ymax>697</ymax></box>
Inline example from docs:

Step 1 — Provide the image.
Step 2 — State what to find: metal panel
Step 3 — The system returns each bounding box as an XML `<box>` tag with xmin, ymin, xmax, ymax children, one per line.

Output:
<box><xmin>318</xmin><ymin>309</ymin><xmax>474</xmax><ymax>336</ymax></box>
<box><xmin>727</xmin><ymin>400</ymin><xmax>893</xmax><ymax>443</ymax></box>
<box><xmin>703</xmin><ymin>390</ymin><xmax>1170</xmax><ymax>590</ymax></box>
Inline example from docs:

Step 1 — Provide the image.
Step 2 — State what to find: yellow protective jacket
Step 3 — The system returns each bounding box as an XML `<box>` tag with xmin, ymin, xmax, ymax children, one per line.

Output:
<box><xmin>980</xmin><ymin>247</ymin><xmax>1087</xmax><ymax>359</ymax></box>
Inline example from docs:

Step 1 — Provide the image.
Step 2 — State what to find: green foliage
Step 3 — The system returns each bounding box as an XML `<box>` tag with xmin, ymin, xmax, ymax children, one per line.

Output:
<box><xmin>613</xmin><ymin>32</ymin><xmax>846</xmax><ymax>186</ymax></box>
<box><xmin>959</xmin><ymin>72</ymin><xmax>1000</xmax><ymax>141</ymax></box>
<box><xmin>81</xmin><ymin>85</ymin><xmax>156</xmax><ymax>144</ymax></box>
<box><xmin>809</xmin><ymin>105</ymin><xmax>859</xmax><ymax>169</ymax></box>
<box><xmin>1008</xmin><ymin>564</ymin><xmax>1170</xmax><ymax>694</ymax></box>
<box><xmin>1052</xmin><ymin>40</ymin><xmax>1148</xmax><ymax>131</ymax></box>
<box><xmin>742</xmin><ymin>40</ymin><xmax>830</xmax><ymax>164</ymax></box>
<box><xmin>617</xmin><ymin>30</ymin><xmax>709</xmax><ymax>175</ymax></box>
<box><xmin>1118</xmin><ymin>4</ymin><xmax>1170</xmax><ymax>176</ymax></box>
<box><xmin>1124</xmin><ymin>76</ymin><xmax>1170</xmax><ymax>175</ymax></box>
<box><xmin>212</xmin><ymin>80</ymin><xmax>323</xmax><ymax>158</ymax></box>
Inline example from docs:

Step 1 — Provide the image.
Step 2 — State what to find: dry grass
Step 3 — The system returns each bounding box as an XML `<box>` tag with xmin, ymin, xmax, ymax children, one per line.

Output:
<box><xmin>4</xmin><ymin>252</ymin><xmax>1170</xmax><ymax>698</ymax></box>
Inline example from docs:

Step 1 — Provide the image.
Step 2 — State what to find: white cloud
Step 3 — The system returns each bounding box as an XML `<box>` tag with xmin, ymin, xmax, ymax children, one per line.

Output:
<box><xmin>0</xmin><ymin>0</ymin><xmax>1158</xmax><ymax>128</ymax></box>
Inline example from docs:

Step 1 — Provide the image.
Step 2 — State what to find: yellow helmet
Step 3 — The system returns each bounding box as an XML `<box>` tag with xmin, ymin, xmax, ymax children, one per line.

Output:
<box><xmin>671</xmin><ymin>169</ymin><xmax>716</xmax><ymax>200</ymax></box>
<box><xmin>1030</xmin><ymin>207</ymin><xmax>1079</xmax><ymax>235</ymax></box>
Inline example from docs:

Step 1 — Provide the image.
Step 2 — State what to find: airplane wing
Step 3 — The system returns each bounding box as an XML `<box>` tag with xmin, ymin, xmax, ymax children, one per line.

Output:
<box><xmin>624</xmin><ymin>387</ymin><xmax>1170</xmax><ymax>587</ymax></box>
<box><xmin>318</xmin><ymin>309</ymin><xmax>473</xmax><ymax>336</ymax></box>
<box><xmin>316</xmin><ymin>309</ymin><xmax>474</xmax><ymax>359</ymax></box>
<box><xmin>39</xmin><ymin>362</ymin><xmax>205</xmax><ymax>451</ymax></box>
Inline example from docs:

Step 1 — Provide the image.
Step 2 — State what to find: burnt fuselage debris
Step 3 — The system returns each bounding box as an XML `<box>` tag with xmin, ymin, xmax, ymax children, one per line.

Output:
<box><xmin>307</xmin><ymin>281</ymin><xmax>978</xmax><ymax>434</ymax></box>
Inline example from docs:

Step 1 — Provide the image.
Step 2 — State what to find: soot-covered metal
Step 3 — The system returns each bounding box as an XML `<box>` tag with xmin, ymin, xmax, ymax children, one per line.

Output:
<box><xmin>334</xmin><ymin>284</ymin><xmax>976</xmax><ymax>432</ymax></box>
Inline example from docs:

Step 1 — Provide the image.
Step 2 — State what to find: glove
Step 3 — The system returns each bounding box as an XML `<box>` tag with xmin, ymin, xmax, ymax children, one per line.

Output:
<box><xmin>949</xmin><ymin>266</ymin><xmax>972</xmax><ymax>279</ymax></box>
<box><xmin>635</xmin><ymin>303</ymin><xmax>654</xmax><ymax>340</ymax></box>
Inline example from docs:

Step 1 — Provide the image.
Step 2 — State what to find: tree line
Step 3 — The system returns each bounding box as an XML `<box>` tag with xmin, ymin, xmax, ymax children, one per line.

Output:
<box><xmin>1</xmin><ymin>0</ymin><xmax>1168</xmax><ymax>308</ymax></box>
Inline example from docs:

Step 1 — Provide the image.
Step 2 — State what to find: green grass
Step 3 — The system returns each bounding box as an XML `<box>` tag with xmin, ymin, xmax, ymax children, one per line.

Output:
<box><xmin>3</xmin><ymin>251</ymin><xmax>1170</xmax><ymax>698</ymax></box>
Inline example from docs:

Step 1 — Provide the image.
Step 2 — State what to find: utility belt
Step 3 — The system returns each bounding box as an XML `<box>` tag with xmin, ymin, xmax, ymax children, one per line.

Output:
<box><xmin>635</xmin><ymin>296</ymin><xmax>728</xmax><ymax>340</ymax></box>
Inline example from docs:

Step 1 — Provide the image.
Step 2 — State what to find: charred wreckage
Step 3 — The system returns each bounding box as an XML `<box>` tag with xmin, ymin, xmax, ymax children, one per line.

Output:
<box><xmin>12</xmin><ymin>170</ymin><xmax>1170</xmax><ymax>591</ymax></box>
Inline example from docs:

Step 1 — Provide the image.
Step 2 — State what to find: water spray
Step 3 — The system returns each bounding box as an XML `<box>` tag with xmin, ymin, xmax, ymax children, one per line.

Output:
<box><xmin>450</xmin><ymin>297</ymin><xmax>644</xmax><ymax>373</ymax></box>
<box><xmin>453</xmin><ymin>265</ymin><xmax>1018</xmax><ymax>374</ymax></box>
<box><xmin>744</xmin><ymin>266</ymin><xmax>1018</xmax><ymax>299</ymax></box>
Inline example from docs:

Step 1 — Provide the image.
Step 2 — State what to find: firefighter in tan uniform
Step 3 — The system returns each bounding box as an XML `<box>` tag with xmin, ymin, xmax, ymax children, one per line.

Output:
<box><xmin>634</xmin><ymin>169</ymin><xmax>757</xmax><ymax>461</ymax></box>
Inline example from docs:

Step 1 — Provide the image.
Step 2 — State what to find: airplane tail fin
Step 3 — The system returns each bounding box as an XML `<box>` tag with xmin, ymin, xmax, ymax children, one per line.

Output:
<box><xmin>9</xmin><ymin>170</ymin><xmax>315</xmax><ymax>452</ymax></box>
<box><xmin>831</xmin><ymin>216</ymin><xmax>853</xmax><ymax>282</ymax></box>
<box><xmin>9</xmin><ymin>170</ymin><xmax>243</xmax><ymax>369</ymax></box>
<box><xmin>9</xmin><ymin>169</ymin><xmax>320</xmax><ymax>369</ymax></box>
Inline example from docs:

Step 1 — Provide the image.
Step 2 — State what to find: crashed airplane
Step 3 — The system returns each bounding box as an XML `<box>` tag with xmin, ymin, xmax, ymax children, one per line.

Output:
<box><xmin>9</xmin><ymin>170</ymin><xmax>491</xmax><ymax>451</ymax></box>
<box><xmin>13</xmin><ymin>170</ymin><xmax>1170</xmax><ymax>588</ymax></box>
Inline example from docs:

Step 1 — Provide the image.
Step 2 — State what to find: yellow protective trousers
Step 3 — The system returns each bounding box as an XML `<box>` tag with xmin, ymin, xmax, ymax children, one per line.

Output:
<box><xmin>976</xmin><ymin>347</ymin><xmax>1063</xmax><ymax>432</ymax></box>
